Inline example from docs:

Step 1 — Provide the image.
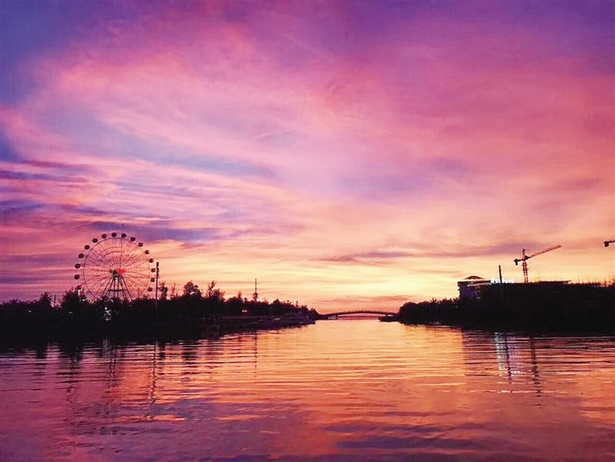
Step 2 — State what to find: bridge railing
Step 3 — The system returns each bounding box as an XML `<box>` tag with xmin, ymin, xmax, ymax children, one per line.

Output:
<box><xmin>323</xmin><ymin>310</ymin><xmax>398</xmax><ymax>319</ymax></box>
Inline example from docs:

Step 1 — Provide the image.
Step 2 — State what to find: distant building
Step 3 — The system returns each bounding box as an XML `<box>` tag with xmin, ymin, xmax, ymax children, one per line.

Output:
<box><xmin>458</xmin><ymin>275</ymin><xmax>492</xmax><ymax>300</ymax></box>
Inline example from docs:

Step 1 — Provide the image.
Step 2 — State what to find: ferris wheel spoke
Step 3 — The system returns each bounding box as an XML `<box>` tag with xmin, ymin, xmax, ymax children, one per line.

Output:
<box><xmin>87</xmin><ymin>272</ymin><xmax>112</xmax><ymax>284</ymax></box>
<box><xmin>88</xmin><ymin>277</ymin><xmax>111</xmax><ymax>298</ymax></box>
<box><xmin>123</xmin><ymin>272</ymin><xmax>146</xmax><ymax>288</ymax></box>
<box><xmin>121</xmin><ymin>250</ymin><xmax>145</xmax><ymax>268</ymax></box>
<box><xmin>123</xmin><ymin>274</ymin><xmax>146</xmax><ymax>293</ymax></box>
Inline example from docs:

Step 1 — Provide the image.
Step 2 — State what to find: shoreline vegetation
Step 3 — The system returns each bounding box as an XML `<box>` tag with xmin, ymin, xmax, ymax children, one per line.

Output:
<box><xmin>0</xmin><ymin>281</ymin><xmax>319</xmax><ymax>350</ymax></box>
<box><xmin>1</xmin><ymin>281</ymin><xmax>614</xmax><ymax>350</ymax></box>
<box><xmin>398</xmin><ymin>282</ymin><xmax>615</xmax><ymax>334</ymax></box>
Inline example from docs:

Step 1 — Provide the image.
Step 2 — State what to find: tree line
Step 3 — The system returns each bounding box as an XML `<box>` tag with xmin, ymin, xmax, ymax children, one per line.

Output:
<box><xmin>0</xmin><ymin>281</ymin><xmax>319</xmax><ymax>346</ymax></box>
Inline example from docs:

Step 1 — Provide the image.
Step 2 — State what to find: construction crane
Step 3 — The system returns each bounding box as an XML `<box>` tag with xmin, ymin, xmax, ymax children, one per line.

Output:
<box><xmin>605</xmin><ymin>240</ymin><xmax>615</xmax><ymax>247</ymax></box>
<box><xmin>514</xmin><ymin>245</ymin><xmax>561</xmax><ymax>283</ymax></box>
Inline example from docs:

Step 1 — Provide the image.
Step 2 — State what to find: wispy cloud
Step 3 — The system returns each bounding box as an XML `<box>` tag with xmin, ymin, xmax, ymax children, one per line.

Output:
<box><xmin>1</xmin><ymin>1</ymin><xmax>612</xmax><ymax>308</ymax></box>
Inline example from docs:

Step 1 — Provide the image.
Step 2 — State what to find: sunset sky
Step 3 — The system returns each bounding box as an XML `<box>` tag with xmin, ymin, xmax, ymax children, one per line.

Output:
<box><xmin>1</xmin><ymin>0</ymin><xmax>613</xmax><ymax>311</ymax></box>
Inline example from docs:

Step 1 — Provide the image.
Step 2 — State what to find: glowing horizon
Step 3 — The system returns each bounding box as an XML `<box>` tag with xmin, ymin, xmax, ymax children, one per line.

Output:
<box><xmin>1</xmin><ymin>1</ymin><xmax>613</xmax><ymax>312</ymax></box>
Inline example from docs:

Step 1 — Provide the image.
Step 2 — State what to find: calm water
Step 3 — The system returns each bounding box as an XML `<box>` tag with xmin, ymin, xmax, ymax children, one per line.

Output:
<box><xmin>1</xmin><ymin>320</ymin><xmax>614</xmax><ymax>461</ymax></box>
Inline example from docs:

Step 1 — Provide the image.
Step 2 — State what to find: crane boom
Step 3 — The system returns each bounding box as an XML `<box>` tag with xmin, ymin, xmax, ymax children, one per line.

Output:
<box><xmin>527</xmin><ymin>244</ymin><xmax>562</xmax><ymax>259</ymax></box>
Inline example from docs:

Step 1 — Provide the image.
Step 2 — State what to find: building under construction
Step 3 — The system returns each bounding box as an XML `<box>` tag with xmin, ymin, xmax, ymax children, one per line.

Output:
<box><xmin>402</xmin><ymin>280</ymin><xmax>614</xmax><ymax>332</ymax></box>
<box><xmin>464</xmin><ymin>280</ymin><xmax>613</xmax><ymax>331</ymax></box>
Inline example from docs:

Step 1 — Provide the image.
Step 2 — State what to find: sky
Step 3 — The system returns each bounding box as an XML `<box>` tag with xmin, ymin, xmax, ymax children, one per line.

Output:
<box><xmin>1</xmin><ymin>0</ymin><xmax>613</xmax><ymax>312</ymax></box>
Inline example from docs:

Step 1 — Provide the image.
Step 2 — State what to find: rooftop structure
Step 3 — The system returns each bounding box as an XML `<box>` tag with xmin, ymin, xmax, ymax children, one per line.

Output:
<box><xmin>458</xmin><ymin>275</ymin><xmax>492</xmax><ymax>300</ymax></box>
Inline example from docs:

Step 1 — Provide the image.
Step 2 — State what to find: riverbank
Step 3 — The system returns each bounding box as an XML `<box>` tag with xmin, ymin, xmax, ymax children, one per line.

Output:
<box><xmin>0</xmin><ymin>294</ymin><xmax>318</xmax><ymax>349</ymax></box>
<box><xmin>397</xmin><ymin>282</ymin><xmax>615</xmax><ymax>333</ymax></box>
<box><xmin>3</xmin><ymin>281</ymin><xmax>614</xmax><ymax>348</ymax></box>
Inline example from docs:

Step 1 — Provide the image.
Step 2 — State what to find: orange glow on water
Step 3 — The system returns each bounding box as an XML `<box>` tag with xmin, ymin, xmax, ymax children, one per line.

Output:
<box><xmin>1</xmin><ymin>322</ymin><xmax>613</xmax><ymax>460</ymax></box>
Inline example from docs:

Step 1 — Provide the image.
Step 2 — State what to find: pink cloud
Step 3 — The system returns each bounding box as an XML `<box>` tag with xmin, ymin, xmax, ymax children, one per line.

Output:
<box><xmin>1</xmin><ymin>2</ymin><xmax>613</xmax><ymax>307</ymax></box>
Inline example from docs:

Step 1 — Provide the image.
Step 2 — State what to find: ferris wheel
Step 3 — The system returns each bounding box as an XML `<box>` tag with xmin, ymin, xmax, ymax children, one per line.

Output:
<box><xmin>74</xmin><ymin>232</ymin><xmax>156</xmax><ymax>301</ymax></box>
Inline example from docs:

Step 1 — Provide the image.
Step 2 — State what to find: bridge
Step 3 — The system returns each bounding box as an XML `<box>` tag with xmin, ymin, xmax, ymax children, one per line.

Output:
<box><xmin>323</xmin><ymin>310</ymin><xmax>398</xmax><ymax>319</ymax></box>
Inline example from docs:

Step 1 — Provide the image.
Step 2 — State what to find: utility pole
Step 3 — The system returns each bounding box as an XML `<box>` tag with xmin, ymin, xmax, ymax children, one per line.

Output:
<box><xmin>155</xmin><ymin>261</ymin><xmax>160</xmax><ymax>310</ymax></box>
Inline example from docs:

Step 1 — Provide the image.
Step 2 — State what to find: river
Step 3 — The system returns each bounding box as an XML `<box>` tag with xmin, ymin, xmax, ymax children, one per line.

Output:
<box><xmin>1</xmin><ymin>319</ymin><xmax>614</xmax><ymax>461</ymax></box>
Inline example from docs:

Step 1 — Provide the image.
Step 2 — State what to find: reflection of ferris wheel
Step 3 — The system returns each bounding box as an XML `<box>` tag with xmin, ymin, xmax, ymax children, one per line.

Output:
<box><xmin>74</xmin><ymin>232</ymin><xmax>155</xmax><ymax>301</ymax></box>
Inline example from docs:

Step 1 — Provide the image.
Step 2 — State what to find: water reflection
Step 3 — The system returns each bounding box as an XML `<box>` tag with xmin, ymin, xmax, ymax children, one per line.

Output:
<box><xmin>0</xmin><ymin>322</ymin><xmax>613</xmax><ymax>461</ymax></box>
<box><xmin>492</xmin><ymin>333</ymin><xmax>542</xmax><ymax>394</ymax></box>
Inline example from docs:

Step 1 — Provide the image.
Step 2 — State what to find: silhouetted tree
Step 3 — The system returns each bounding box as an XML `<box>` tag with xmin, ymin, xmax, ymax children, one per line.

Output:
<box><xmin>60</xmin><ymin>288</ymin><xmax>87</xmax><ymax>313</ymax></box>
<box><xmin>38</xmin><ymin>292</ymin><xmax>53</xmax><ymax>309</ymax></box>
<box><xmin>158</xmin><ymin>281</ymin><xmax>169</xmax><ymax>300</ymax></box>
<box><xmin>225</xmin><ymin>294</ymin><xmax>246</xmax><ymax>316</ymax></box>
<box><xmin>205</xmin><ymin>281</ymin><xmax>225</xmax><ymax>301</ymax></box>
<box><xmin>182</xmin><ymin>281</ymin><xmax>202</xmax><ymax>298</ymax></box>
<box><xmin>170</xmin><ymin>283</ymin><xmax>178</xmax><ymax>299</ymax></box>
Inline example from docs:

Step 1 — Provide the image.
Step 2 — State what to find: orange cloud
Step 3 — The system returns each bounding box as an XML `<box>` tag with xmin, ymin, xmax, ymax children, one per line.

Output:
<box><xmin>1</xmin><ymin>1</ymin><xmax>612</xmax><ymax>308</ymax></box>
